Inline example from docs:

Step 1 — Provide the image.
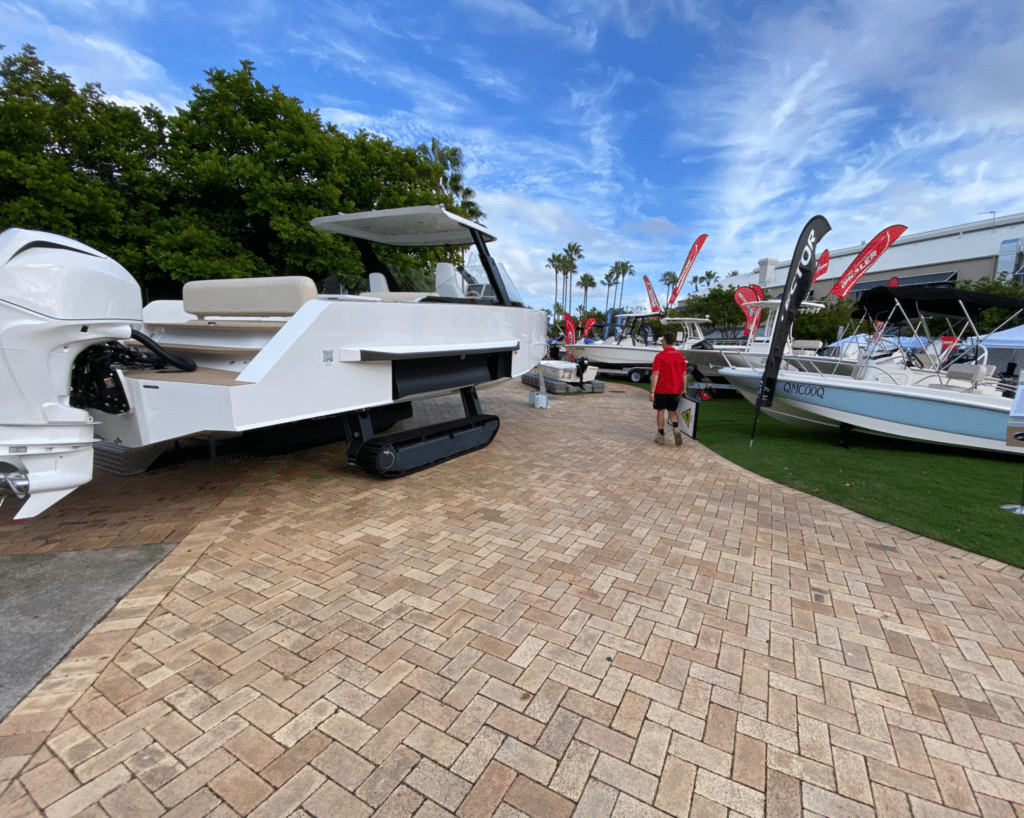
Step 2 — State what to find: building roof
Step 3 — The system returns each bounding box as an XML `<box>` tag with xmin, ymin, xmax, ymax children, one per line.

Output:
<box><xmin>757</xmin><ymin>212</ymin><xmax>1024</xmax><ymax>289</ymax></box>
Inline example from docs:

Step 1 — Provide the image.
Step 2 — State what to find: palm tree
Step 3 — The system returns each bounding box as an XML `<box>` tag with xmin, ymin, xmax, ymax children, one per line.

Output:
<box><xmin>614</xmin><ymin>261</ymin><xmax>635</xmax><ymax>309</ymax></box>
<box><xmin>546</xmin><ymin>252</ymin><xmax>566</xmax><ymax>320</ymax></box>
<box><xmin>577</xmin><ymin>273</ymin><xmax>596</xmax><ymax>316</ymax></box>
<box><xmin>416</xmin><ymin>137</ymin><xmax>483</xmax><ymax>221</ymax></box>
<box><xmin>602</xmin><ymin>270</ymin><xmax>617</xmax><ymax>311</ymax></box>
<box><xmin>660</xmin><ymin>270</ymin><xmax>679</xmax><ymax>307</ymax></box>
<box><xmin>609</xmin><ymin>262</ymin><xmax>625</xmax><ymax>310</ymax></box>
<box><xmin>561</xmin><ymin>242</ymin><xmax>584</xmax><ymax>317</ymax></box>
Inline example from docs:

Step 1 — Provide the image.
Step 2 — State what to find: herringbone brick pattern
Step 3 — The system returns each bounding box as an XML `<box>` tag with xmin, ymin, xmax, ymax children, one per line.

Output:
<box><xmin>3</xmin><ymin>380</ymin><xmax>1024</xmax><ymax>817</ymax></box>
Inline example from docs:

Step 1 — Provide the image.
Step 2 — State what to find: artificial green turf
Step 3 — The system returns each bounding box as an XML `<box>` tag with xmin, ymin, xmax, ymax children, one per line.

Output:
<box><xmin>691</xmin><ymin>392</ymin><xmax>1024</xmax><ymax>567</ymax></box>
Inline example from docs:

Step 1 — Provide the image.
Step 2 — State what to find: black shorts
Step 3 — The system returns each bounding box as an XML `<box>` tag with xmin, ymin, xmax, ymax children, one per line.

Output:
<box><xmin>653</xmin><ymin>393</ymin><xmax>680</xmax><ymax>411</ymax></box>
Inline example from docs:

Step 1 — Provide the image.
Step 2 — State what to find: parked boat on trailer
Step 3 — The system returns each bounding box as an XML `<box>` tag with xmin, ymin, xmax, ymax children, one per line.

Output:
<box><xmin>720</xmin><ymin>285</ymin><xmax>1024</xmax><ymax>455</ymax></box>
<box><xmin>0</xmin><ymin>205</ymin><xmax>547</xmax><ymax>519</ymax></box>
<box><xmin>563</xmin><ymin>311</ymin><xmax>712</xmax><ymax>383</ymax></box>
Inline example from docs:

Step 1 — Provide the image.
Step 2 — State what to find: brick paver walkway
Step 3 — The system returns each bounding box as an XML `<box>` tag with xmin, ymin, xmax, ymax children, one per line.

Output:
<box><xmin>2</xmin><ymin>380</ymin><xmax>1024</xmax><ymax>817</ymax></box>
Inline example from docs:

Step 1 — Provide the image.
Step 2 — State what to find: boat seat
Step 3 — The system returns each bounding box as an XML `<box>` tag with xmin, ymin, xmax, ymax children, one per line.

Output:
<box><xmin>945</xmin><ymin>363</ymin><xmax>995</xmax><ymax>384</ymax></box>
<box><xmin>362</xmin><ymin>271</ymin><xmax>437</xmax><ymax>302</ymax></box>
<box><xmin>183</xmin><ymin>276</ymin><xmax>318</xmax><ymax>319</ymax></box>
<box><xmin>791</xmin><ymin>340</ymin><xmax>823</xmax><ymax>352</ymax></box>
<box><xmin>435</xmin><ymin>262</ymin><xmax>464</xmax><ymax>298</ymax></box>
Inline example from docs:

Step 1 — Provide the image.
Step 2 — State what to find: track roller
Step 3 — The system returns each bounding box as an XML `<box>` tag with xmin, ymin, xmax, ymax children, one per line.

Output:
<box><xmin>356</xmin><ymin>414</ymin><xmax>500</xmax><ymax>478</ymax></box>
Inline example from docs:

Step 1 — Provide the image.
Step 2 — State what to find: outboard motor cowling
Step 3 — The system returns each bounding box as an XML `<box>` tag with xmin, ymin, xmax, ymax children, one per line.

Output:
<box><xmin>0</xmin><ymin>229</ymin><xmax>141</xmax><ymax>518</ymax></box>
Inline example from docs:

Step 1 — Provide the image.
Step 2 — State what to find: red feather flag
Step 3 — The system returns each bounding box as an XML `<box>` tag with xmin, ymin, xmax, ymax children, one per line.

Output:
<box><xmin>643</xmin><ymin>275</ymin><xmax>662</xmax><ymax>313</ymax></box>
<box><xmin>829</xmin><ymin>225</ymin><xmax>907</xmax><ymax>299</ymax></box>
<box><xmin>582</xmin><ymin>316</ymin><xmax>597</xmax><ymax>337</ymax></box>
<box><xmin>751</xmin><ymin>284</ymin><xmax>765</xmax><ymax>301</ymax></box>
<box><xmin>668</xmin><ymin>234</ymin><xmax>709</xmax><ymax>307</ymax></box>
<box><xmin>563</xmin><ymin>313</ymin><xmax>577</xmax><ymax>346</ymax></box>
<box><xmin>734</xmin><ymin>286</ymin><xmax>761</xmax><ymax>336</ymax></box>
<box><xmin>812</xmin><ymin>249</ymin><xmax>830</xmax><ymax>284</ymax></box>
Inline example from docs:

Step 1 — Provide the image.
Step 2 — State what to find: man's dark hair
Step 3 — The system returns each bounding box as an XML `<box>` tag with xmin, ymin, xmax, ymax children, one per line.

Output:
<box><xmin>662</xmin><ymin>330</ymin><xmax>677</xmax><ymax>346</ymax></box>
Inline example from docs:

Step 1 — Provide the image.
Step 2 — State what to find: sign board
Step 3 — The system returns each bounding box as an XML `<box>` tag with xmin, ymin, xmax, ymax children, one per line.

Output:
<box><xmin>678</xmin><ymin>395</ymin><xmax>699</xmax><ymax>440</ymax></box>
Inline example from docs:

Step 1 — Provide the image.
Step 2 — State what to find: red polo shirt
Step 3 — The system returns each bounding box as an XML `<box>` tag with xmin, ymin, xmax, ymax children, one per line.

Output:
<box><xmin>652</xmin><ymin>347</ymin><xmax>686</xmax><ymax>394</ymax></box>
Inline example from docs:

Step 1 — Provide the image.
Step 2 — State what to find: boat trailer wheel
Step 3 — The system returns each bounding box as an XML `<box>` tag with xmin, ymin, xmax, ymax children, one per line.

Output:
<box><xmin>628</xmin><ymin>368</ymin><xmax>645</xmax><ymax>383</ymax></box>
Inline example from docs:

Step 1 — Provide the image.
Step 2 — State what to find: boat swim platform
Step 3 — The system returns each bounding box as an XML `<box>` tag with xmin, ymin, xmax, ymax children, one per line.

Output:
<box><xmin>521</xmin><ymin>371</ymin><xmax>607</xmax><ymax>394</ymax></box>
<box><xmin>2</xmin><ymin>378</ymin><xmax>1024</xmax><ymax>817</ymax></box>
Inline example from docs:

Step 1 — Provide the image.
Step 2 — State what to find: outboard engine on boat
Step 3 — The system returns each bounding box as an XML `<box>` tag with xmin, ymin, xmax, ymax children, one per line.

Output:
<box><xmin>575</xmin><ymin>356</ymin><xmax>590</xmax><ymax>386</ymax></box>
<box><xmin>0</xmin><ymin>229</ymin><xmax>142</xmax><ymax>518</ymax></box>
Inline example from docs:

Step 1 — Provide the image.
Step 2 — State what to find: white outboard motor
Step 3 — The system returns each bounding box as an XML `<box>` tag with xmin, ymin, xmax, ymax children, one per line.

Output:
<box><xmin>0</xmin><ymin>229</ymin><xmax>141</xmax><ymax>518</ymax></box>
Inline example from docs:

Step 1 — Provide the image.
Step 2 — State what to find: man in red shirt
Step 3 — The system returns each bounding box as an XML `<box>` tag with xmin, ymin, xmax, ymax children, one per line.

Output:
<box><xmin>650</xmin><ymin>330</ymin><xmax>687</xmax><ymax>445</ymax></box>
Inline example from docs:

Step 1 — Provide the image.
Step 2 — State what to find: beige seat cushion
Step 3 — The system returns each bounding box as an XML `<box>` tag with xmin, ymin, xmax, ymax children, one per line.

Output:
<box><xmin>183</xmin><ymin>277</ymin><xmax>318</xmax><ymax>318</ymax></box>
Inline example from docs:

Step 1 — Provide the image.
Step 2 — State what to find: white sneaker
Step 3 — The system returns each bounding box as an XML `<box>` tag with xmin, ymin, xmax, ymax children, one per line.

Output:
<box><xmin>654</xmin><ymin>433</ymin><xmax>666</xmax><ymax>445</ymax></box>
<box><xmin>673</xmin><ymin>426</ymin><xmax>683</xmax><ymax>446</ymax></box>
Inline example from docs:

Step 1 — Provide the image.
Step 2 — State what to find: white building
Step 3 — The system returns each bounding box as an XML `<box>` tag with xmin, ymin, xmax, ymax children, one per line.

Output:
<box><xmin>729</xmin><ymin>212</ymin><xmax>1024</xmax><ymax>299</ymax></box>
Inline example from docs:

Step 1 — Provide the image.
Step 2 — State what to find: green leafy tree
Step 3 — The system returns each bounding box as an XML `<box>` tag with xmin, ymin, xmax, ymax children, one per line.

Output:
<box><xmin>956</xmin><ymin>274</ymin><xmax>1024</xmax><ymax>334</ymax></box>
<box><xmin>793</xmin><ymin>299</ymin><xmax>858</xmax><ymax>346</ymax></box>
<box><xmin>1</xmin><ymin>48</ymin><xmax>480</xmax><ymax>297</ymax></box>
<box><xmin>0</xmin><ymin>44</ymin><xmax>166</xmax><ymax>266</ymax></box>
<box><xmin>150</xmin><ymin>62</ymin><xmax>373</xmax><ymax>286</ymax></box>
<box><xmin>680</xmin><ymin>286</ymin><xmax>745</xmax><ymax>335</ymax></box>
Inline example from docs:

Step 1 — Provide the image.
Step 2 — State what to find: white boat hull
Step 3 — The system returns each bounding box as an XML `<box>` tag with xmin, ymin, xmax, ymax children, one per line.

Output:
<box><xmin>100</xmin><ymin>299</ymin><xmax>546</xmax><ymax>449</ymax></box>
<box><xmin>721</xmin><ymin>366</ymin><xmax>1023</xmax><ymax>455</ymax></box>
<box><xmin>538</xmin><ymin>360</ymin><xmax>598</xmax><ymax>383</ymax></box>
<box><xmin>563</xmin><ymin>339</ymin><xmax>659</xmax><ymax>369</ymax></box>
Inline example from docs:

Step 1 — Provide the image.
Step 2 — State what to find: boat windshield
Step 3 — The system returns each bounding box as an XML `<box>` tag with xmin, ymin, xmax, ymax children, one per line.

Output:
<box><xmin>464</xmin><ymin>259</ymin><xmax>526</xmax><ymax>307</ymax></box>
<box><xmin>384</xmin><ymin>264</ymin><xmax>436</xmax><ymax>293</ymax></box>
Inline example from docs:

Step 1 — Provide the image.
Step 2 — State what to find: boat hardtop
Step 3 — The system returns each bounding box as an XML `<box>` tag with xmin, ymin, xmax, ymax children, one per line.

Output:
<box><xmin>312</xmin><ymin>205</ymin><xmax>497</xmax><ymax>246</ymax></box>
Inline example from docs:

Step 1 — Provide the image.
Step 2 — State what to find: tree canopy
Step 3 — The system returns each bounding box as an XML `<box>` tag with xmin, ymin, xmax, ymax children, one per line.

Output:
<box><xmin>0</xmin><ymin>46</ymin><xmax>480</xmax><ymax>297</ymax></box>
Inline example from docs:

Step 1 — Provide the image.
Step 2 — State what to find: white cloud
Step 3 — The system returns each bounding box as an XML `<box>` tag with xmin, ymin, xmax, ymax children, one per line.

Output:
<box><xmin>664</xmin><ymin>0</ymin><xmax>1024</xmax><ymax>276</ymax></box>
<box><xmin>1</xmin><ymin>2</ymin><xmax>184</xmax><ymax>111</ymax></box>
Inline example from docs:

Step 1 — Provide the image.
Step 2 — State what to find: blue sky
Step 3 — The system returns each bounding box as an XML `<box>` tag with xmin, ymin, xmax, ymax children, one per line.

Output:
<box><xmin>4</xmin><ymin>0</ymin><xmax>1024</xmax><ymax>311</ymax></box>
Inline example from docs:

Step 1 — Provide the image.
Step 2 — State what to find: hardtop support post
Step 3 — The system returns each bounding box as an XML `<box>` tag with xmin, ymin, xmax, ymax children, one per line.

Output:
<box><xmin>470</xmin><ymin>228</ymin><xmax>513</xmax><ymax>307</ymax></box>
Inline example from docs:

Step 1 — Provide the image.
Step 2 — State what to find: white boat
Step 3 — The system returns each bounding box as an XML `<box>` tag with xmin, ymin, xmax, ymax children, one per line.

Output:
<box><xmin>537</xmin><ymin>359</ymin><xmax>598</xmax><ymax>384</ymax></box>
<box><xmin>0</xmin><ymin>205</ymin><xmax>547</xmax><ymax>518</ymax></box>
<box><xmin>682</xmin><ymin>299</ymin><xmax>826</xmax><ymax>383</ymax></box>
<box><xmin>720</xmin><ymin>286</ymin><xmax>1024</xmax><ymax>455</ymax></box>
<box><xmin>562</xmin><ymin>312</ymin><xmax>711</xmax><ymax>381</ymax></box>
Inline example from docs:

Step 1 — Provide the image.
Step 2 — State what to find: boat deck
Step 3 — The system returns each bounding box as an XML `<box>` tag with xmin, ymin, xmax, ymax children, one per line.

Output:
<box><xmin>2</xmin><ymin>379</ymin><xmax>1023</xmax><ymax>817</ymax></box>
